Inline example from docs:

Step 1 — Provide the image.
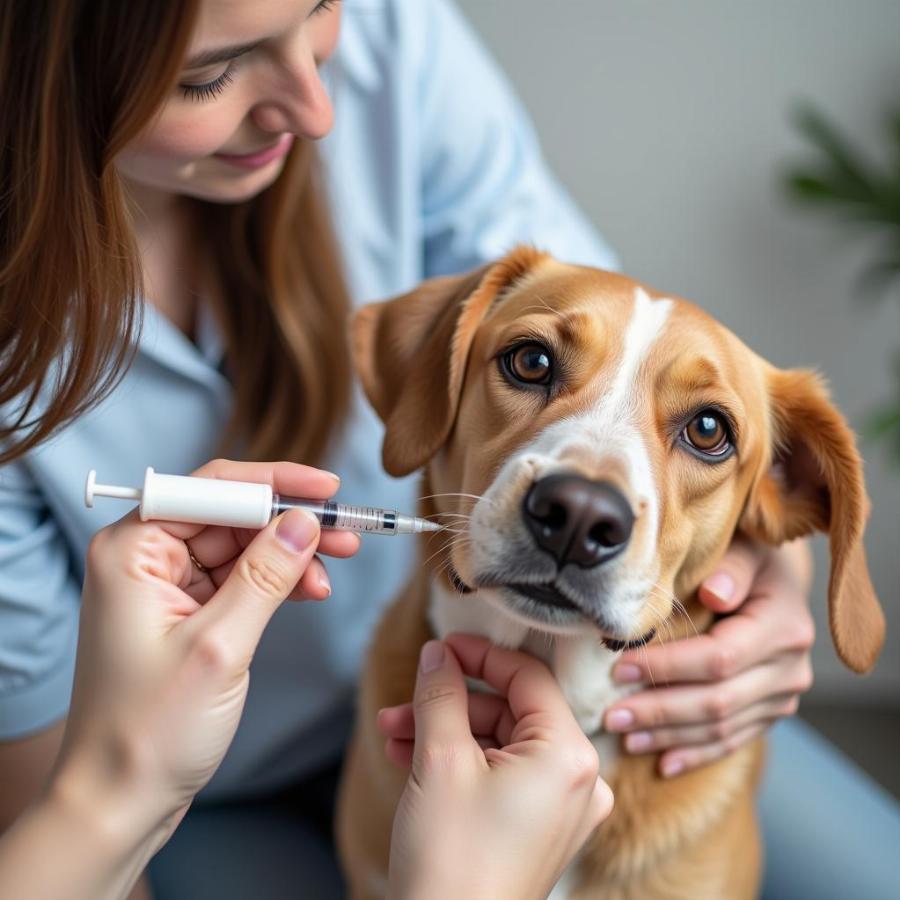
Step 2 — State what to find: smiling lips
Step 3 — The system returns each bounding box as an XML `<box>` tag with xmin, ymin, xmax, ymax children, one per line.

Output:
<box><xmin>214</xmin><ymin>133</ymin><xmax>294</xmax><ymax>170</ymax></box>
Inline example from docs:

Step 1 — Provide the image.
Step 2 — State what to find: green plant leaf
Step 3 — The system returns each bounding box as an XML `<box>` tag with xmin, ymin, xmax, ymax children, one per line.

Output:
<box><xmin>786</xmin><ymin>102</ymin><xmax>900</xmax><ymax>462</ymax></box>
<box><xmin>791</xmin><ymin>105</ymin><xmax>875</xmax><ymax>194</ymax></box>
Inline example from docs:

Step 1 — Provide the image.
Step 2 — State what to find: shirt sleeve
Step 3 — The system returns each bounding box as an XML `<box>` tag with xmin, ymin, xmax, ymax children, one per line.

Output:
<box><xmin>415</xmin><ymin>0</ymin><xmax>620</xmax><ymax>277</ymax></box>
<box><xmin>0</xmin><ymin>460</ymin><xmax>79</xmax><ymax>739</ymax></box>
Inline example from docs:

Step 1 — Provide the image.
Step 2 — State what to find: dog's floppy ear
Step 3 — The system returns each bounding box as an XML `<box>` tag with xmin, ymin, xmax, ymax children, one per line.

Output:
<box><xmin>740</xmin><ymin>369</ymin><xmax>884</xmax><ymax>673</ymax></box>
<box><xmin>353</xmin><ymin>246</ymin><xmax>549</xmax><ymax>476</ymax></box>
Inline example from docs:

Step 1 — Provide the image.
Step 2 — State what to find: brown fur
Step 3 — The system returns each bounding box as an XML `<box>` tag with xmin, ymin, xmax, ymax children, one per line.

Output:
<box><xmin>337</xmin><ymin>247</ymin><xmax>884</xmax><ymax>898</ymax></box>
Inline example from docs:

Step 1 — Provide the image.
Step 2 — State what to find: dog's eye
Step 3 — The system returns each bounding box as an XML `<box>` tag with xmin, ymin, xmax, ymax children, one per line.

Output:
<box><xmin>503</xmin><ymin>343</ymin><xmax>553</xmax><ymax>386</ymax></box>
<box><xmin>682</xmin><ymin>411</ymin><xmax>732</xmax><ymax>457</ymax></box>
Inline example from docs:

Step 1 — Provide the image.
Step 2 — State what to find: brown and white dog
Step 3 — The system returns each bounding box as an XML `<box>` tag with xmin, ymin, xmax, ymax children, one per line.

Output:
<box><xmin>336</xmin><ymin>247</ymin><xmax>885</xmax><ymax>900</ymax></box>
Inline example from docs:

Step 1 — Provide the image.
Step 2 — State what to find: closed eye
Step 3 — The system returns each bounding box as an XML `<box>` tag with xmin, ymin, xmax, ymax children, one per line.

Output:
<box><xmin>181</xmin><ymin>67</ymin><xmax>235</xmax><ymax>102</ymax></box>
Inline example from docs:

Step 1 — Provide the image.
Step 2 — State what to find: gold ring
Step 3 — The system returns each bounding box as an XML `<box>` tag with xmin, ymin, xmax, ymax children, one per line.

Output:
<box><xmin>187</xmin><ymin>545</ymin><xmax>208</xmax><ymax>572</ymax></box>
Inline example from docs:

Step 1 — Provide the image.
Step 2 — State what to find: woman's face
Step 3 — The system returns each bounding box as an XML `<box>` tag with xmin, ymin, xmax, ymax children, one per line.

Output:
<box><xmin>116</xmin><ymin>0</ymin><xmax>342</xmax><ymax>205</ymax></box>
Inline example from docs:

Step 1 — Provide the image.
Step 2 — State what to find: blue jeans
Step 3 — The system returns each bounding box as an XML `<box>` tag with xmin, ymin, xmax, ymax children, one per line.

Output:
<box><xmin>758</xmin><ymin>718</ymin><xmax>900</xmax><ymax>899</ymax></box>
<box><xmin>148</xmin><ymin>719</ymin><xmax>900</xmax><ymax>899</ymax></box>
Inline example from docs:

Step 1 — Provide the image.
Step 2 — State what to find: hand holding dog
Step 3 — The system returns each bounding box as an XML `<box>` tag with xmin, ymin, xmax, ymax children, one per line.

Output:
<box><xmin>380</xmin><ymin>634</ymin><xmax>613</xmax><ymax>900</ymax></box>
<box><xmin>605</xmin><ymin>537</ymin><xmax>815</xmax><ymax>776</ymax></box>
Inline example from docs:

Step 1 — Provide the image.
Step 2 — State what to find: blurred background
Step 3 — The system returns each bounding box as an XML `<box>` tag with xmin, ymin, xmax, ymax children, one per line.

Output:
<box><xmin>456</xmin><ymin>0</ymin><xmax>899</xmax><ymax>793</ymax></box>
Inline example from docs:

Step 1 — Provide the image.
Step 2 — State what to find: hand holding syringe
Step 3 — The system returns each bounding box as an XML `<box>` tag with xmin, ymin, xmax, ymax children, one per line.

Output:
<box><xmin>85</xmin><ymin>468</ymin><xmax>442</xmax><ymax>535</ymax></box>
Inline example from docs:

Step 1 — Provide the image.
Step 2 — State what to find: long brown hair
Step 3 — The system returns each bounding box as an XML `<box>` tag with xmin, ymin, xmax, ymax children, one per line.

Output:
<box><xmin>0</xmin><ymin>0</ymin><xmax>350</xmax><ymax>466</ymax></box>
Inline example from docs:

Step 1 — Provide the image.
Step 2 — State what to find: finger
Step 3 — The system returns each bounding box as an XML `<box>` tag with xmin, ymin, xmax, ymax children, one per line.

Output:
<box><xmin>192</xmin><ymin>458</ymin><xmax>342</xmax><ymax>500</ymax></box>
<box><xmin>697</xmin><ymin>535</ymin><xmax>767</xmax><ymax>613</ymax></box>
<box><xmin>657</xmin><ymin>722</ymin><xmax>769</xmax><ymax>778</ymax></box>
<box><xmin>91</xmin><ymin>517</ymin><xmax>205</xmax><ymax>615</ymax></box>
<box><xmin>185</xmin><ymin>523</ymin><xmax>357</xmax><ymax>572</ymax></box>
<box><xmin>410</xmin><ymin>641</ymin><xmax>479</xmax><ymax>773</ymax></box>
<box><xmin>181</xmin><ymin>568</ymin><xmax>218</xmax><ymax>606</ymax></box>
<box><xmin>605</xmin><ymin>660</ymin><xmax>784</xmax><ymax>733</ymax></box>
<box><xmin>378</xmin><ymin>693</ymin><xmax>514</xmax><ymax>745</ymax></box>
<box><xmin>443</xmin><ymin>634</ymin><xmax>582</xmax><ymax>740</ymax></box>
<box><xmin>384</xmin><ymin>738</ymin><xmax>414</xmax><ymax>769</ymax></box>
<box><xmin>612</xmin><ymin>627</ymin><xmax>764</xmax><ymax>687</ymax></box>
<box><xmin>201</xmin><ymin>555</ymin><xmax>329</xmax><ymax>601</ymax></box>
<box><xmin>97</xmin><ymin>515</ymin><xmax>187</xmax><ymax>585</ymax></box>
<box><xmin>377</xmin><ymin>704</ymin><xmax>415</xmax><ymax>740</ymax></box>
<box><xmin>182</xmin><ymin>509</ymin><xmax>320</xmax><ymax>662</ymax></box>
<box><xmin>468</xmin><ymin>692</ymin><xmax>517</xmax><ymax>746</ymax></box>
<box><xmin>292</xmin><ymin>555</ymin><xmax>331</xmax><ymax>601</ymax></box>
<box><xmin>613</xmin><ymin>593</ymin><xmax>790</xmax><ymax>687</ymax></box>
<box><xmin>620</xmin><ymin>693</ymin><xmax>800</xmax><ymax>754</ymax></box>
<box><xmin>317</xmin><ymin>529</ymin><xmax>361</xmax><ymax>558</ymax></box>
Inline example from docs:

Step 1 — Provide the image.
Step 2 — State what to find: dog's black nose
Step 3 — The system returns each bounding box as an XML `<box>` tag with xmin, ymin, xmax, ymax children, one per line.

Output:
<box><xmin>523</xmin><ymin>474</ymin><xmax>634</xmax><ymax>568</ymax></box>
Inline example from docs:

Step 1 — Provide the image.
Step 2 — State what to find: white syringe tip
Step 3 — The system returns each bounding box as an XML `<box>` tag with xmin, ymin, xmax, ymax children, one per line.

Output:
<box><xmin>85</xmin><ymin>470</ymin><xmax>97</xmax><ymax>508</ymax></box>
<box><xmin>417</xmin><ymin>519</ymin><xmax>444</xmax><ymax>533</ymax></box>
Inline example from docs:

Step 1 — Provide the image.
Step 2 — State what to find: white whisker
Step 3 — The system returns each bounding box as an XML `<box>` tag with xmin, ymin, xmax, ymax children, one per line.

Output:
<box><xmin>417</xmin><ymin>492</ymin><xmax>489</xmax><ymax>505</ymax></box>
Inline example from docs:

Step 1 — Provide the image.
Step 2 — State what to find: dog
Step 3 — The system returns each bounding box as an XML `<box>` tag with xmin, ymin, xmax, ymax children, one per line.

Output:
<box><xmin>336</xmin><ymin>246</ymin><xmax>885</xmax><ymax>899</ymax></box>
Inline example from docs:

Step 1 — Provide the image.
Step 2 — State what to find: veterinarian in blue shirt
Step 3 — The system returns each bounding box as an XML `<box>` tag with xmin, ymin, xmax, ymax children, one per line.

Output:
<box><xmin>0</xmin><ymin>1</ymin><xmax>896</xmax><ymax>898</ymax></box>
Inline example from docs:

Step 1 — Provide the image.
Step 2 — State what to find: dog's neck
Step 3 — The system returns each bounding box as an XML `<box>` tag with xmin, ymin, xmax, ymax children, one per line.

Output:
<box><xmin>427</xmin><ymin>578</ymin><xmax>635</xmax><ymax>738</ymax></box>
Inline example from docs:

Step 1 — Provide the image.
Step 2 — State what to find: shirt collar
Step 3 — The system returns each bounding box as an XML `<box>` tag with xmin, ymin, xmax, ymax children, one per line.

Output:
<box><xmin>137</xmin><ymin>300</ymin><xmax>228</xmax><ymax>389</ymax></box>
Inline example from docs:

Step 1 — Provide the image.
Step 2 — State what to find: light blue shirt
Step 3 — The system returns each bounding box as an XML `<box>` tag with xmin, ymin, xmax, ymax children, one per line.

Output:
<box><xmin>0</xmin><ymin>0</ymin><xmax>616</xmax><ymax>799</ymax></box>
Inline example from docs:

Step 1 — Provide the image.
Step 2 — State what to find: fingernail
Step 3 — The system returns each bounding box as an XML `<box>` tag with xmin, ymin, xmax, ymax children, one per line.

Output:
<box><xmin>605</xmin><ymin>709</ymin><xmax>635</xmax><ymax>732</ymax></box>
<box><xmin>662</xmin><ymin>757</ymin><xmax>685</xmax><ymax>778</ymax></box>
<box><xmin>325</xmin><ymin>470</ymin><xmax>341</xmax><ymax>485</ymax></box>
<box><xmin>318</xmin><ymin>571</ymin><xmax>332</xmax><ymax>597</ymax></box>
<box><xmin>625</xmin><ymin>731</ymin><xmax>652</xmax><ymax>753</ymax></box>
<box><xmin>613</xmin><ymin>663</ymin><xmax>643</xmax><ymax>684</ymax></box>
<box><xmin>276</xmin><ymin>510</ymin><xmax>319</xmax><ymax>552</ymax></box>
<box><xmin>704</xmin><ymin>572</ymin><xmax>735</xmax><ymax>603</ymax></box>
<box><xmin>419</xmin><ymin>640</ymin><xmax>445</xmax><ymax>673</ymax></box>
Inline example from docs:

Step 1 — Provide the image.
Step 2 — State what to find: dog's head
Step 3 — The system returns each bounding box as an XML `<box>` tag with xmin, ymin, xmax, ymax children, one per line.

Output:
<box><xmin>353</xmin><ymin>247</ymin><xmax>884</xmax><ymax>673</ymax></box>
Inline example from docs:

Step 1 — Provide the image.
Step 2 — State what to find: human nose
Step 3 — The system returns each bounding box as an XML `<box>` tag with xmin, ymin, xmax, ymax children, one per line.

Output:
<box><xmin>250</xmin><ymin>47</ymin><xmax>334</xmax><ymax>140</ymax></box>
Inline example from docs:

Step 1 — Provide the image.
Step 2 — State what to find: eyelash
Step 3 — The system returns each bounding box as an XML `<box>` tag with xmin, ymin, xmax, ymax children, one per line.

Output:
<box><xmin>181</xmin><ymin>68</ymin><xmax>235</xmax><ymax>103</ymax></box>
<box><xmin>180</xmin><ymin>0</ymin><xmax>339</xmax><ymax>102</ymax></box>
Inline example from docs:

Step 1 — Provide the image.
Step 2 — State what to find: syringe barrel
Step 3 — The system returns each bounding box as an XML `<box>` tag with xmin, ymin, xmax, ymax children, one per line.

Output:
<box><xmin>273</xmin><ymin>498</ymin><xmax>399</xmax><ymax>534</ymax></box>
<box><xmin>140</xmin><ymin>468</ymin><xmax>273</xmax><ymax>528</ymax></box>
<box><xmin>329</xmin><ymin>503</ymin><xmax>394</xmax><ymax>532</ymax></box>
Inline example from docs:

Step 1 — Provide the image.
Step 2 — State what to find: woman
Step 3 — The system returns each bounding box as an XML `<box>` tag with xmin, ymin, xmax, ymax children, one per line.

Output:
<box><xmin>0</xmin><ymin>462</ymin><xmax>611</xmax><ymax>899</ymax></box>
<box><xmin>1</xmin><ymin>1</ymin><xmax>892</xmax><ymax>897</ymax></box>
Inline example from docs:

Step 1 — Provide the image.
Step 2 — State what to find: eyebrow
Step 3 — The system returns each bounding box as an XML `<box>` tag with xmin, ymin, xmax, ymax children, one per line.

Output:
<box><xmin>183</xmin><ymin>40</ymin><xmax>262</xmax><ymax>70</ymax></box>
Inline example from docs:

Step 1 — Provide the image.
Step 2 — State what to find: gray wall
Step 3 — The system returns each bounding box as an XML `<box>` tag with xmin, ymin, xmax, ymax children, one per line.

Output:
<box><xmin>457</xmin><ymin>0</ymin><xmax>900</xmax><ymax>702</ymax></box>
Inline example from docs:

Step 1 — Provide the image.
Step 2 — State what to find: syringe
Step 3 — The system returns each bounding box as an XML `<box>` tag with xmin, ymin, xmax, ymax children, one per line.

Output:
<box><xmin>84</xmin><ymin>468</ymin><xmax>442</xmax><ymax>536</ymax></box>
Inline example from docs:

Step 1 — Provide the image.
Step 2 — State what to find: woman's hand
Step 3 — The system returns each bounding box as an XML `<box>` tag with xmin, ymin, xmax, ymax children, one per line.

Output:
<box><xmin>379</xmin><ymin>634</ymin><xmax>613</xmax><ymax>900</ymax></box>
<box><xmin>604</xmin><ymin>537</ymin><xmax>815</xmax><ymax>777</ymax></box>
<box><xmin>53</xmin><ymin>459</ymin><xmax>360</xmax><ymax>847</ymax></box>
